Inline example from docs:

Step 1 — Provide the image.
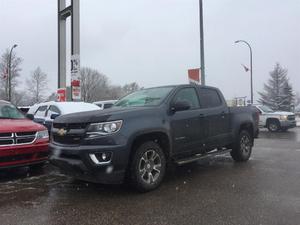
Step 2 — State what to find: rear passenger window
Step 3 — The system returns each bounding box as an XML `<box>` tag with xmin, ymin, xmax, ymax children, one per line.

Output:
<box><xmin>35</xmin><ymin>106</ymin><xmax>48</xmax><ymax>117</ymax></box>
<box><xmin>173</xmin><ymin>88</ymin><xmax>200</xmax><ymax>109</ymax></box>
<box><xmin>199</xmin><ymin>89</ymin><xmax>222</xmax><ymax>108</ymax></box>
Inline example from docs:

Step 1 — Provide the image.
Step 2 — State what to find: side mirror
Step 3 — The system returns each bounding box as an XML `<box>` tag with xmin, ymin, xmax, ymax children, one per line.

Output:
<box><xmin>171</xmin><ymin>100</ymin><xmax>191</xmax><ymax>112</ymax></box>
<box><xmin>26</xmin><ymin>114</ymin><xmax>34</xmax><ymax>120</ymax></box>
<box><xmin>50</xmin><ymin>114</ymin><xmax>60</xmax><ymax>120</ymax></box>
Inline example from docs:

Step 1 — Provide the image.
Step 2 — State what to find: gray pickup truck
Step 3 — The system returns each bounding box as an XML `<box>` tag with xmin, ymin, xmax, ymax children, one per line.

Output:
<box><xmin>50</xmin><ymin>84</ymin><xmax>259</xmax><ymax>192</ymax></box>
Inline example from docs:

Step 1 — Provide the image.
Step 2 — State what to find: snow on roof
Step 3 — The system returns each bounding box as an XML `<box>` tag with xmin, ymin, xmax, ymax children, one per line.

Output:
<box><xmin>53</xmin><ymin>102</ymin><xmax>100</xmax><ymax>114</ymax></box>
<box><xmin>27</xmin><ymin>101</ymin><xmax>100</xmax><ymax>115</ymax></box>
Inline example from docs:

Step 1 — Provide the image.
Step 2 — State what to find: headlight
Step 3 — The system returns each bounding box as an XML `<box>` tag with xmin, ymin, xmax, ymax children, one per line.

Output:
<box><xmin>279</xmin><ymin>115</ymin><xmax>288</xmax><ymax>120</ymax></box>
<box><xmin>87</xmin><ymin>120</ymin><xmax>123</xmax><ymax>136</ymax></box>
<box><xmin>36</xmin><ymin>130</ymin><xmax>49</xmax><ymax>140</ymax></box>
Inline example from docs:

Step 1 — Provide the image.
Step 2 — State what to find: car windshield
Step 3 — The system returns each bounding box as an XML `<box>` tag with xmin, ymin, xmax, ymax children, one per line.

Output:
<box><xmin>115</xmin><ymin>87</ymin><xmax>174</xmax><ymax>107</ymax></box>
<box><xmin>260</xmin><ymin>105</ymin><xmax>274</xmax><ymax>113</ymax></box>
<box><xmin>0</xmin><ymin>103</ymin><xmax>25</xmax><ymax>119</ymax></box>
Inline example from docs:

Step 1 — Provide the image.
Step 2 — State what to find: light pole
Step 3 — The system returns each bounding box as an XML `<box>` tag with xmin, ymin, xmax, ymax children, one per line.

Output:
<box><xmin>8</xmin><ymin>44</ymin><xmax>18</xmax><ymax>102</ymax></box>
<box><xmin>235</xmin><ymin>40</ymin><xmax>253</xmax><ymax>104</ymax></box>
<box><xmin>199</xmin><ymin>0</ymin><xmax>205</xmax><ymax>85</ymax></box>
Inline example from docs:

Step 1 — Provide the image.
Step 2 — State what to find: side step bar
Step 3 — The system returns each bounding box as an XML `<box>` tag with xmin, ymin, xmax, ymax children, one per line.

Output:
<box><xmin>174</xmin><ymin>149</ymin><xmax>231</xmax><ymax>166</ymax></box>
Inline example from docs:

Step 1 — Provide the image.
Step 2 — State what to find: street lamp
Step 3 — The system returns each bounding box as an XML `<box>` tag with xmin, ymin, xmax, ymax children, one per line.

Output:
<box><xmin>235</xmin><ymin>40</ymin><xmax>253</xmax><ymax>104</ymax></box>
<box><xmin>8</xmin><ymin>44</ymin><xmax>17</xmax><ymax>102</ymax></box>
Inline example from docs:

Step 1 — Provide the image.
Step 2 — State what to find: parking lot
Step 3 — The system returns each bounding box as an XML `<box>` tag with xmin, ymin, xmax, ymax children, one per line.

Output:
<box><xmin>1</xmin><ymin>128</ymin><xmax>300</xmax><ymax>225</ymax></box>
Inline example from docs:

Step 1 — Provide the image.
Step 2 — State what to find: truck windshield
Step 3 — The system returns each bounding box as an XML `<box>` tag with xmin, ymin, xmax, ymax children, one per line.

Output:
<box><xmin>115</xmin><ymin>87</ymin><xmax>174</xmax><ymax>107</ymax></box>
<box><xmin>0</xmin><ymin>103</ymin><xmax>25</xmax><ymax>119</ymax></box>
<box><xmin>260</xmin><ymin>105</ymin><xmax>274</xmax><ymax>113</ymax></box>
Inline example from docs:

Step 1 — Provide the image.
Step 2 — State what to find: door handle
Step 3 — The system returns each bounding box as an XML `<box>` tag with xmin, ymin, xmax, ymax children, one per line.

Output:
<box><xmin>221</xmin><ymin>111</ymin><xmax>225</xmax><ymax>119</ymax></box>
<box><xmin>199</xmin><ymin>114</ymin><xmax>205</xmax><ymax>118</ymax></box>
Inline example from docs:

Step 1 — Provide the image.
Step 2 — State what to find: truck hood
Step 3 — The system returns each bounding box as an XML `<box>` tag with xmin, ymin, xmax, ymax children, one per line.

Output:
<box><xmin>0</xmin><ymin>119</ymin><xmax>46</xmax><ymax>133</ymax></box>
<box><xmin>266</xmin><ymin>111</ymin><xmax>294</xmax><ymax>116</ymax></box>
<box><xmin>53</xmin><ymin>106</ymin><xmax>157</xmax><ymax>124</ymax></box>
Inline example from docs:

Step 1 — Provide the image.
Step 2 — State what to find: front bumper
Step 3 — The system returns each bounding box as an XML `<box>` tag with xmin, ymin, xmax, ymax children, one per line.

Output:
<box><xmin>280</xmin><ymin>120</ymin><xmax>297</xmax><ymax>129</ymax></box>
<box><xmin>0</xmin><ymin>142</ymin><xmax>49</xmax><ymax>169</ymax></box>
<box><xmin>49</xmin><ymin>143</ymin><xmax>129</xmax><ymax>184</ymax></box>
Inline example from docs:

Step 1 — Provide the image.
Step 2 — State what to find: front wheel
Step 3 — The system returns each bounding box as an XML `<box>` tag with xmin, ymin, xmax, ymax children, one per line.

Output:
<box><xmin>130</xmin><ymin>141</ymin><xmax>166</xmax><ymax>192</ymax></box>
<box><xmin>230</xmin><ymin>130</ymin><xmax>253</xmax><ymax>162</ymax></box>
<box><xmin>267</xmin><ymin>120</ymin><xmax>280</xmax><ymax>132</ymax></box>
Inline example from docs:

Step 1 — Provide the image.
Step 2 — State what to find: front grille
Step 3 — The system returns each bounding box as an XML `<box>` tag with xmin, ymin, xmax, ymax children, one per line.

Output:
<box><xmin>288</xmin><ymin>115</ymin><xmax>295</xmax><ymax>121</ymax></box>
<box><xmin>0</xmin><ymin>132</ymin><xmax>37</xmax><ymax>146</ymax></box>
<box><xmin>0</xmin><ymin>133</ymin><xmax>12</xmax><ymax>138</ymax></box>
<box><xmin>53</xmin><ymin>123</ymin><xmax>88</xmax><ymax>129</ymax></box>
<box><xmin>53</xmin><ymin>135</ymin><xmax>82</xmax><ymax>145</ymax></box>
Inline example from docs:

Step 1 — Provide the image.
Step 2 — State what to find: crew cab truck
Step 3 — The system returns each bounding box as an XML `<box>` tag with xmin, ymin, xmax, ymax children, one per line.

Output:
<box><xmin>0</xmin><ymin>100</ymin><xmax>49</xmax><ymax>170</ymax></box>
<box><xmin>49</xmin><ymin>84</ymin><xmax>259</xmax><ymax>192</ymax></box>
<box><xmin>254</xmin><ymin>105</ymin><xmax>296</xmax><ymax>132</ymax></box>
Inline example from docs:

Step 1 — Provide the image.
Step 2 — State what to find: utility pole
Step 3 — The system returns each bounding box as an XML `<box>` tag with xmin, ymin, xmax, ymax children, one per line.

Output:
<box><xmin>199</xmin><ymin>0</ymin><xmax>205</xmax><ymax>85</ymax></box>
<box><xmin>8</xmin><ymin>44</ymin><xmax>18</xmax><ymax>102</ymax></box>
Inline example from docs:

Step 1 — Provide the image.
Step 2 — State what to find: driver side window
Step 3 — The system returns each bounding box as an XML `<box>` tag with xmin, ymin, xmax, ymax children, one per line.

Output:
<box><xmin>173</xmin><ymin>88</ymin><xmax>200</xmax><ymax>110</ymax></box>
<box><xmin>47</xmin><ymin>105</ymin><xmax>61</xmax><ymax>118</ymax></box>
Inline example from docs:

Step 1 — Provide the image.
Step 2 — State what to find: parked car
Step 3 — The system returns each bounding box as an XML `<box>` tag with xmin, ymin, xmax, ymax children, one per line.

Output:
<box><xmin>27</xmin><ymin>101</ymin><xmax>100</xmax><ymax>131</ymax></box>
<box><xmin>93</xmin><ymin>100</ymin><xmax>117</xmax><ymax>110</ymax></box>
<box><xmin>18</xmin><ymin>106</ymin><xmax>30</xmax><ymax>114</ymax></box>
<box><xmin>254</xmin><ymin>105</ymin><xmax>296</xmax><ymax>132</ymax></box>
<box><xmin>50</xmin><ymin>84</ymin><xmax>259</xmax><ymax>192</ymax></box>
<box><xmin>0</xmin><ymin>100</ymin><xmax>49</xmax><ymax>170</ymax></box>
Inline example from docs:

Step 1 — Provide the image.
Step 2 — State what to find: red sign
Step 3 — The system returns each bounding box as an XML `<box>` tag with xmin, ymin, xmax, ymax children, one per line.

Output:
<box><xmin>188</xmin><ymin>68</ymin><xmax>201</xmax><ymax>85</ymax></box>
<box><xmin>57</xmin><ymin>88</ymin><xmax>66</xmax><ymax>102</ymax></box>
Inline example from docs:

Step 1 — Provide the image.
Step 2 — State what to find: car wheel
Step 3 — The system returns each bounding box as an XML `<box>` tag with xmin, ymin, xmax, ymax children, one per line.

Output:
<box><xmin>230</xmin><ymin>130</ymin><xmax>253</xmax><ymax>162</ymax></box>
<box><xmin>130</xmin><ymin>141</ymin><xmax>166</xmax><ymax>192</ymax></box>
<box><xmin>267</xmin><ymin>120</ymin><xmax>280</xmax><ymax>132</ymax></box>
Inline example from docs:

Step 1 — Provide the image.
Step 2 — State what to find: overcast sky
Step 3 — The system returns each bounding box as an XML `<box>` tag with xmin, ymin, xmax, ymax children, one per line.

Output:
<box><xmin>0</xmin><ymin>0</ymin><xmax>299</xmax><ymax>101</ymax></box>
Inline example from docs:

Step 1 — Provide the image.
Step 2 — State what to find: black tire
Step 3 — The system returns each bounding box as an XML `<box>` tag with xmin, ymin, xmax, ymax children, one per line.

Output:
<box><xmin>267</xmin><ymin>120</ymin><xmax>280</xmax><ymax>132</ymax></box>
<box><xmin>29</xmin><ymin>162</ymin><xmax>45</xmax><ymax>172</ymax></box>
<box><xmin>130</xmin><ymin>141</ymin><xmax>166</xmax><ymax>192</ymax></box>
<box><xmin>230</xmin><ymin>130</ymin><xmax>253</xmax><ymax>162</ymax></box>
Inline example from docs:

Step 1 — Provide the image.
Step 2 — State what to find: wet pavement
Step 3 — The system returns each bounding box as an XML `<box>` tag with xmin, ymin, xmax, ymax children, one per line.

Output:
<box><xmin>1</xmin><ymin>128</ymin><xmax>300</xmax><ymax>225</ymax></box>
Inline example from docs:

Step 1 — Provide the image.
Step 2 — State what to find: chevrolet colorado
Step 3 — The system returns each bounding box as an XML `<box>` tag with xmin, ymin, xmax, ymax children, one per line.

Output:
<box><xmin>50</xmin><ymin>84</ymin><xmax>259</xmax><ymax>192</ymax></box>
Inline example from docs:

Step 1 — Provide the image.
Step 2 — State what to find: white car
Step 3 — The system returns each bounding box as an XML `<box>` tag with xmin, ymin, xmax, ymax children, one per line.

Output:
<box><xmin>254</xmin><ymin>105</ymin><xmax>296</xmax><ymax>132</ymax></box>
<box><xmin>93</xmin><ymin>100</ymin><xmax>117</xmax><ymax>110</ymax></box>
<box><xmin>27</xmin><ymin>101</ymin><xmax>100</xmax><ymax>131</ymax></box>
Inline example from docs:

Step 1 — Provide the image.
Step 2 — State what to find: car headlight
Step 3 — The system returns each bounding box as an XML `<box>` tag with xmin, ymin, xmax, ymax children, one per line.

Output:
<box><xmin>36</xmin><ymin>130</ymin><xmax>49</xmax><ymax>140</ymax></box>
<box><xmin>86</xmin><ymin>120</ymin><xmax>123</xmax><ymax>136</ymax></box>
<box><xmin>280</xmin><ymin>115</ymin><xmax>288</xmax><ymax>120</ymax></box>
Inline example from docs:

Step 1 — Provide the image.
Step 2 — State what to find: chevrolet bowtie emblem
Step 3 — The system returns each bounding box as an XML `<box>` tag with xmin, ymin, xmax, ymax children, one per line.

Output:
<box><xmin>57</xmin><ymin>128</ymin><xmax>67</xmax><ymax>136</ymax></box>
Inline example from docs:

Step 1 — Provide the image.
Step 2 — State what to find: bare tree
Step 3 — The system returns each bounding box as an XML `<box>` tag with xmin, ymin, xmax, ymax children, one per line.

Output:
<box><xmin>123</xmin><ymin>82</ymin><xmax>140</xmax><ymax>95</ymax></box>
<box><xmin>80</xmin><ymin>67</ymin><xmax>109</xmax><ymax>102</ymax></box>
<box><xmin>26</xmin><ymin>67</ymin><xmax>48</xmax><ymax>104</ymax></box>
<box><xmin>0</xmin><ymin>49</ymin><xmax>22</xmax><ymax>101</ymax></box>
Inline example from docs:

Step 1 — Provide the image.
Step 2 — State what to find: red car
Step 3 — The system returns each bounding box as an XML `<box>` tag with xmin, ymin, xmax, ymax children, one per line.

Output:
<box><xmin>0</xmin><ymin>100</ymin><xmax>49</xmax><ymax>169</ymax></box>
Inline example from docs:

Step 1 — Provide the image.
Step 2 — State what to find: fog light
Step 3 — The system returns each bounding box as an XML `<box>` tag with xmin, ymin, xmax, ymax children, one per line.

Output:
<box><xmin>102</xmin><ymin>153</ymin><xmax>107</xmax><ymax>161</ymax></box>
<box><xmin>89</xmin><ymin>152</ymin><xmax>112</xmax><ymax>165</ymax></box>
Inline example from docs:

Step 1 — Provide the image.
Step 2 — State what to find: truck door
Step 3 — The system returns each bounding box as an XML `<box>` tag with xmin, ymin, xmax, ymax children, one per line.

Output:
<box><xmin>170</xmin><ymin>87</ymin><xmax>205</xmax><ymax>155</ymax></box>
<box><xmin>198</xmin><ymin>88</ymin><xmax>231</xmax><ymax>148</ymax></box>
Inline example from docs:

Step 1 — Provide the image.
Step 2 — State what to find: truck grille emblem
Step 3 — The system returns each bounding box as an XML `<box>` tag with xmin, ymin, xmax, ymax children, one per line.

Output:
<box><xmin>57</xmin><ymin>128</ymin><xmax>67</xmax><ymax>136</ymax></box>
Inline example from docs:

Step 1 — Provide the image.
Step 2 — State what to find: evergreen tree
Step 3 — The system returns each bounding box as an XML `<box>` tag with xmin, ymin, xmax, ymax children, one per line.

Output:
<box><xmin>258</xmin><ymin>63</ymin><xmax>294</xmax><ymax>111</ymax></box>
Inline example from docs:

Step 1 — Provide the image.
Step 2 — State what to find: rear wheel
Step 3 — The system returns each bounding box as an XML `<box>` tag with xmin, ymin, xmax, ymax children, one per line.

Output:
<box><xmin>230</xmin><ymin>130</ymin><xmax>253</xmax><ymax>162</ymax></box>
<box><xmin>130</xmin><ymin>141</ymin><xmax>166</xmax><ymax>192</ymax></box>
<box><xmin>267</xmin><ymin>120</ymin><xmax>280</xmax><ymax>132</ymax></box>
